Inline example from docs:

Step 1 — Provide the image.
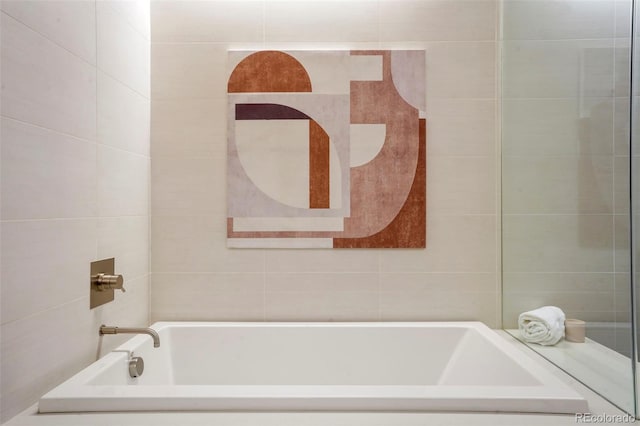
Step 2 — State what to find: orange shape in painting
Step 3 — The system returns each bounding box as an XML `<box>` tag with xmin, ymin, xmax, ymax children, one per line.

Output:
<box><xmin>228</xmin><ymin>51</ymin><xmax>312</xmax><ymax>93</ymax></box>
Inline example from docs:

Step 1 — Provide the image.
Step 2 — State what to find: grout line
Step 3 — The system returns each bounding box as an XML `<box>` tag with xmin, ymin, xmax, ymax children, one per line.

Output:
<box><xmin>1</xmin><ymin>10</ymin><xmax>97</xmax><ymax>67</ymax></box>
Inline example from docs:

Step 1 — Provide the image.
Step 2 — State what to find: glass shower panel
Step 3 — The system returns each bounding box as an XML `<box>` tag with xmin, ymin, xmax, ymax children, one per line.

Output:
<box><xmin>501</xmin><ymin>0</ymin><xmax>636</xmax><ymax>416</ymax></box>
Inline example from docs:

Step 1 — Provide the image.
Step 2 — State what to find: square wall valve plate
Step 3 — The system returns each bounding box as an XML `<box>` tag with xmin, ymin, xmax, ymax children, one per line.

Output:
<box><xmin>90</xmin><ymin>258</ymin><xmax>115</xmax><ymax>309</ymax></box>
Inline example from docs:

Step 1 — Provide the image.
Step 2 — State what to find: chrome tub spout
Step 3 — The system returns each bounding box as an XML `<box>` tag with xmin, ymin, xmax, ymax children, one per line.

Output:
<box><xmin>100</xmin><ymin>325</ymin><xmax>160</xmax><ymax>348</ymax></box>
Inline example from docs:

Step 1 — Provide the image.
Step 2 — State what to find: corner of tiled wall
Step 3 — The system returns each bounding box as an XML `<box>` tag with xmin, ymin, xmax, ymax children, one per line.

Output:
<box><xmin>0</xmin><ymin>1</ymin><xmax>150</xmax><ymax>421</ymax></box>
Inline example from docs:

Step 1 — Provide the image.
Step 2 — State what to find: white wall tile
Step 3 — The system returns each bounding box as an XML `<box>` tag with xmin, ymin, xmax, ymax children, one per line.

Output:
<box><xmin>97</xmin><ymin>1</ymin><xmax>150</xmax><ymax>97</ymax></box>
<box><xmin>379</xmin><ymin>273</ymin><xmax>498</xmax><ymax>293</ymax></box>
<box><xmin>104</xmin><ymin>0</ymin><xmax>150</xmax><ymax>40</ymax></box>
<box><xmin>1</xmin><ymin>13</ymin><xmax>96</xmax><ymax>140</ymax></box>
<box><xmin>265</xmin><ymin>1</ymin><xmax>378</xmax><ymax>43</ymax></box>
<box><xmin>0</xmin><ymin>298</ymin><xmax>97</xmax><ymax>422</ymax></box>
<box><xmin>380</xmin><ymin>0</ymin><xmax>496</xmax><ymax>42</ymax></box>
<box><xmin>502</xmin><ymin>98</ymin><xmax>614</xmax><ymax>156</ymax></box>
<box><xmin>502</xmin><ymin>0</ymin><xmax>615</xmax><ymax>40</ymax></box>
<box><xmin>98</xmin><ymin>71</ymin><xmax>150</xmax><ymax>156</ymax></box>
<box><xmin>1</xmin><ymin>1</ymin><xmax>151</xmax><ymax>422</ymax></box>
<box><xmin>151</xmin><ymin>273</ymin><xmax>264</xmax><ymax>321</ymax></box>
<box><xmin>1</xmin><ymin>118</ymin><xmax>97</xmax><ymax>220</ymax></box>
<box><xmin>151</xmin><ymin>216</ymin><xmax>264</xmax><ymax>273</ymax></box>
<box><xmin>265</xmin><ymin>250</ymin><xmax>378</xmax><ymax>273</ymax></box>
<box><xmin>97</xmin><ymin>146</ymin><xmax>150</xmax><ymax>217</ymax></box>
<box><xmin>425</xmin><ymin>99</ymin><xmax>496</xmax><ymax>157</ymax></box>
<box><xmin>380</xmin><ymin>291</ymin><xmax>498</xmax><ymax>327</ymax></box>
<box><xmin>266</xmin><ymin>273</ymin><xmax>378</xmax><ymax>292</ymax></box>
<box><xmin>0</xmin><ymin>219</ymin><xmax>98</xmax><ymax>325</ymax></box>
<box><xmin>266</xmin><ymin>291</ymin><xmax>379</xmax><ymax>321</ymax></box>
<box><xmin>151</xmin><ymin>43</ymin><xmax>226</xmax><ymax>100</ymax></box>
<box><xmin>151</xmin><ymin>0</ymin><xmax>262</xmax><ymax>43</ymax></box>
<box><xmin>503</xmin><ymin>272</ymin><xmax>614</xmax><ymax>293</ymax></box>
<box><xmin>151</xmin><ymin>98</ymin><xmax>226</xmax><ymax>158</ymax></box>
<box><xmin>424</xmin><ymin>41</ymin><xmax>496</xmax><ymax>99</ymax></box>
<box><xmin>503</xmin><ymin>214</ymin><xmax>614</xmax><ymax>273</ymax></box>
<box><xmin>502</xmin><ymin>155</ymin><xmax>614</xmax><ymax>214</ymax></box>
<box><xmin>1</xmin><ymin>0</ymin><xmax>96</xmax><ymax>64</ymax></box>
<box><xmin>427</xmin><ymin>156</ymin><xmax>496</xmax><ymax>215</ymax></box>
<box><xmin>98</xmin><ymin>216</ymin><xmax>149</xmax><ymax>281</ymax></box>
<box><xmin>151</xmin><ymin>156</ymin><xmax>223</xmax><ymax>216</ymax></box>
<box><xmin>503</xmin><ymin>39</ymin><xmax>615</xmax><ymax>99</ymax></box>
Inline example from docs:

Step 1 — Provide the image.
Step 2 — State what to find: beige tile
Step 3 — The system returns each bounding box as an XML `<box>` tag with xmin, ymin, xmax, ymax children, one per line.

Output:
<box><xmin>151</xmin><ymin>216</ymin><xmax>264</xmax><ymax>273</ymax></box>
<box><xmin>502</xmin><ymin>214</ymin><xmax>614</xmax><ymax>273</ymax></box>
<box><xmin>380</xmin><ymin>215</ymin><xmax>497</xmax><ymax>273</ymax></box>
<box><xmin>424</xmin><ymin>41</ymin><xmax>496</xmax><ymax>99</ymax></box>
<box><xmin>97</xmin><ymin>71</ymin><xmax>150</xmax><ymax>156</ymax></box>
<box><xmin>266</xmin><ymin>291</ymin><xmax>379</xmax><ymax>321</ymax></box>
<box><xmin>151</xmin><ymin>98</ymin><xmax>226</xmax><ymax>158</ymax></box>
<box><xmin>502</xmin><ymin>98</ymin><xmax>614</xmax><ymax>156</ymax></box>
<box><xmin>380</xmin><ymin>272</ymin><xmax>497</xmax><ymax>293</ymax></box>
<box><xmin>1</xmin><ymin>219</ymin><xmax>97</xmax><ymax>324</ymax></box>
<box><xmin>97</xmin><ymin>216</ymin><xmax>149</xmax><ymax>281</ymax></box>
<box><xmin>615</xmin><ymin>42</ymin><xmax>630</xmax><ymax>97</ymax></box>
<box><xmin>151</xmin><ymin>43</ymin><xmax>226</xmax><ymax>100</ymax></box>
<box><xmin>0</xmin><ymin>298</ymin><xmax>97</xmax><ymax>422</ymax></box>
<box><xmin>97</xmin><ymin>146</ymin><xmax>150</xmax><ymax>217</ymax></box>
<box><xmin>104</xmin><ymin>0</ymin><xmax>150</xmax><ymax>40</ymax></box>
<box><xmin>265</xmin><ymin>1</ymin><xmax>378</xmax><ymax>43</ymax></box>
<box><xmin>1</xmin><ymin>118</ymin><xmax>97</xmax><ymax>220</ymax></box>
<box><xmin>97</xmin><ymin>1</ymin><xmax>150</xmax><ymax>97</ymax></box>
<box><xmin>503</xmin><ymin>39</ymin><xmax>614</xmax><ymax>99</ymax></box>
<box><xmin>151</xmin><ymin>0</ymin><xmax>262</xmax><ymax>43</ymax></box>
<box><xmin>502</xmin><ymin>0</ymin><xmax>615</xmax><ymax>40</ymax></box>
<box><xmin>614</xmin><ymin>156</ymin><xmax>630</xmax><ymax>214</ymax></box>
<box><xmin>502</xmin><ymin>155</ymin><xmax>614</xmax><ymax>214</ymax></box>
<box><xmin>614</xmin><ymin>215</ymin><xmax>630</xmax><ymax>273</ymax></box>
<box><xmin>427</xmin><ymin>156</ymin><xmax>496</xmax><ymax>215</ymax></box>
<box><xmin>616</xmin><ymin>1</ymin><xmax>632</xmax><ymax>38</ymax></box>
<box><xmin>1</xmin><ymin>0</ymin><xmax>96</xmax><ymax>64</ymax></box>
<box><xmin>1</xmin><ymin>13</ymin><xmax>96</xmax><ymax>140</ymax></box>
<box><xmin>380</xmin><ymin>291</ymin><xmax>498</xmax><ymax>328</ymax></box>
<box><xmin>152</xmin><ymin>155</ymin><xmax>224</xmax><ymax>216</ymax></box>
<box><xmin>265</xmin><ymin>249</ymin><xmax>378</xmax><ymax>273</ymax></box>
<box><xmin>266</xmin><ymin>273</ymin><xmax>378</xmax><ymax>292</ymax></box>
<box><xmin>380</xmin><ymin>0</ymin><xmax>496</xmax><ymax>42</ymax></box>
<box><xmin>150</xmin><ymin>273</ymin><xmax>264</xmax><ymax>321</ymax></box>
<box><xmin>614</xmin><ymin>97</ymin><xmax>631</xmax><ymax>156</ymax></box>
<box><xmin>425</xmin><ymin>99</ymin><xmax>496</xmax><ymax>157</ymax></box>
<box><xmin>503</xmin><ymin>272</ymin><xmax>614</xmax><ymax>293</ymax></box>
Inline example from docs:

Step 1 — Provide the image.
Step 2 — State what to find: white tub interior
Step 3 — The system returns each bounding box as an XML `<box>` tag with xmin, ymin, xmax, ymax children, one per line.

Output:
<box><xmin>39</xmin><ymin>322</ymin><xmax>588</xmax><ymax>414</ymax></box>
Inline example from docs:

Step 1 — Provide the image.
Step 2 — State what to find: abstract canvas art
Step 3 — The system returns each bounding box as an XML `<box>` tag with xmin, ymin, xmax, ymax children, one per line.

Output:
<box><xmin>227</xmin><ymin>50</ymin><xmax>426</xmax><ymax>248</ymax></box>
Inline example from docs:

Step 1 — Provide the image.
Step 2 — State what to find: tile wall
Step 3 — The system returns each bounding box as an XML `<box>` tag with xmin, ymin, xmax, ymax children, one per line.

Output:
<box><xmin>0</xmin><ymin>1</ymin><xmax>150</xmax><ymax>421</ymax></box>
<box><xmin>501</xmin><ymin>0</ymin><xmax>633</xmax><ymax>341</ymax></box>
<box><xmin>150</xmin><ymin>0</ymin><xmax>500</xmax><ymax>325</ymax></box>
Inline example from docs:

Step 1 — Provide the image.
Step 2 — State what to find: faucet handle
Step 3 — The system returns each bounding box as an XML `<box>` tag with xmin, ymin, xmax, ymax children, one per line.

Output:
<box><xmin>95</xmin><ymin>273</ymin><xmax>126</xmax><ymax>292</ymax></box>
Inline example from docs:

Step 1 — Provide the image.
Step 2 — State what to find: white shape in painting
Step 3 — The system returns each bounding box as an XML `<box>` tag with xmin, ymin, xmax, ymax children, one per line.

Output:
<box><xmin>228</xmin><ymin>238</ymin><xmax>334</xmax><ymax>248</ymax></box>
<box><xmin>349</xmin><ymin>55</ymin><xmax>383</xmax><ymax>81</ymax></box>
<box><xmin>350</xmin><ymin>124</ymin><xmax>386</xmax><ymax>167</ymax></box>
<box><xmin>235</xmin><ymin>119</ymin><xmax>309</xmax><ymax>209</ymax></box>
<box><xmin>233</xmin><ymin>217</ymin><xmax>344</xmax><ymax>232</ymax></box>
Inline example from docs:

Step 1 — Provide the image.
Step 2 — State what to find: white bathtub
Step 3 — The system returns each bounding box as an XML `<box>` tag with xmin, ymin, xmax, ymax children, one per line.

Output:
<box><xmin>38</xmin><ymin>322</ymin><xmax>588</xmax><ymax>414</ymax></box>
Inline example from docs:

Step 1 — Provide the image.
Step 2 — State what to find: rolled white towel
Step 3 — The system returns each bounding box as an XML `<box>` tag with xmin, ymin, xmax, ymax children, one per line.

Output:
<box><xmin>518</xmin><ymin>306</ymin><xmax>565</xmax><ymax>346</ymax></box>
